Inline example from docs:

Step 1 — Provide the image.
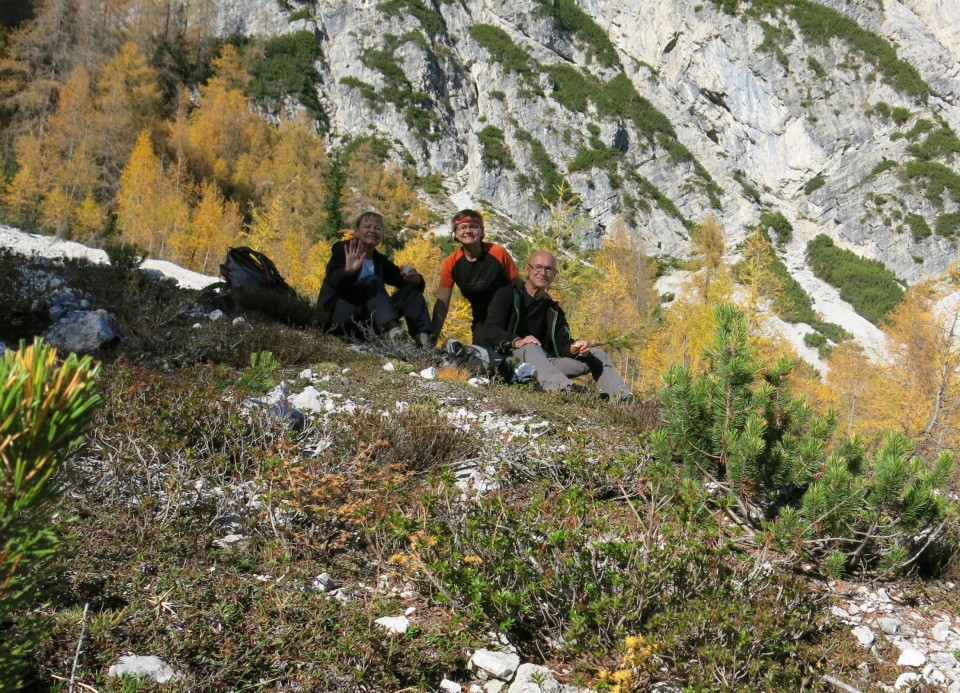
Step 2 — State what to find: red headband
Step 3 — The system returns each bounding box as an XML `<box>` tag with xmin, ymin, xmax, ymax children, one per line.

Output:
<box><xmin>453</xmin><ymin>217</ymin><xmax>483</xmax><ymax>230</ymax></box>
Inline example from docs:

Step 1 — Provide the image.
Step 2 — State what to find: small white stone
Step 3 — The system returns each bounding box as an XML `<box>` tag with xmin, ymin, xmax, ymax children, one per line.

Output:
<box><xmin>469</xmin><ymin>649</ymin><xmax>520</xmax><ymax>681</ymax></box>
<box><xmin>312</xmin><ymin>573</ymin><xmax>336</xmax><ymax>592</ymax></box>
<box><xmin>898</xmin><ymin>647</ymin><xmax>927</xmax><ymax>668</ymax></box>
<box><xmin>212</xmin><ymin>533</ymin><xmax>246</xmax><ymax>548</ymax></box>
<box><xmin>107</xmin><ymin>655</ymin><xmax>177</xmax><ymax>683</ymax></box>
<box><xmin>933</xmin><ymin>621</ymin><xmax>954</xmax><ymax>642</ymax></box>
<box><xmin>439</xmin><ymin>680</ymin><xmax>462</xmax><ymax>693</ymax></box>
<box><xmin>299</xmin><ymin>368</ymin><xmax>314</xmax><ymax>379</ymax></box>
<box><xmin>383</xmin><ymin>362</ymin><xmax>396</xmax><ymax>372</ymax></box>
<box><xmin>375</xmin><ymin>616</ymin><xmax>410</xmax><ymax>634</ymax></box>
<box><xmin>923</xmin><ymin>665</ymin><xmax>947</xmax><ymax>684</ymax></box>
<box><xmin>931</xmin><ymin>651</ymin><xmax>959</xmax><ymax>668</ymax></box>
<box><xmin>852</xmin><ymin>626</ymin><xmax>875</xmax><ymax>647</ymax></box>
<box><xmin>877</xmin><ymin>617</ymin><xmax>901</xmax><ymax>635</ymax></box>
<box><xmin>508</xmin><ymin>663</ymin><xmax>561</xmax><ymax>692</ymax></box>
<box><xmin>831</xmin><ymin>606</ymin><xmax>852</xmax><ymax>620</ymax></box>
<box><xmin>209</xmin><ymin>309</ymin><xmax>225</xmax><ymax>321</ymax></box>
<box><xmin>341</xmin><ymin>367</ymin><xmax>351</xmax><ymax>374</ymax></box>
<box><xmin>404</xmin><ymin>606</ymin><xmax>416</xmax><ymax>616</ymax></box>
<box><xmin>419</xmin><ymin>366</ymin><xmax>438</xmax><ymax>379</ymax></box>
<box><xmin>484</xmin><ymin>682</ymin><xmax>506</xmax><ymax>693</ymax></box>
<box><xmin>232</xmin><ymin>316</ymin><xmax>246</xmax><ymax>326</ymax></box>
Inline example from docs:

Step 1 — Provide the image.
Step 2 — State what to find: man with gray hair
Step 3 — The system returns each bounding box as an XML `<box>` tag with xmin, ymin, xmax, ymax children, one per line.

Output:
<box><xmin>483</xmin><ymin>250</ymin><xmax>632</xmax><ymax>400</ymax></box>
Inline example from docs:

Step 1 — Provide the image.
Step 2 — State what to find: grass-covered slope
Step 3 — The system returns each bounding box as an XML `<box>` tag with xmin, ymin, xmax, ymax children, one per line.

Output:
<box><xmin>1</xmin><ymin>249</ymin><xmax>957</xmax><ymax>692</ymax></box>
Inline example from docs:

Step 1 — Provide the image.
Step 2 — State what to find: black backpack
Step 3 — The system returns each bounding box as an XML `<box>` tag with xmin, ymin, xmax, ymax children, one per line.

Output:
<box><xmin>219</xmin><ymin>246</ymin><xmax>296</xmax><ymax>296</ymax></box>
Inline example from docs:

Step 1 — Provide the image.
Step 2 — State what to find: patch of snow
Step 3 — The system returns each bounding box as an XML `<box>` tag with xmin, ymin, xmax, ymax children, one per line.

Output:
<box><xmin>0</xmin><ymin>225</ymin><xmax>218</xmax><ymax>290</ymax></box>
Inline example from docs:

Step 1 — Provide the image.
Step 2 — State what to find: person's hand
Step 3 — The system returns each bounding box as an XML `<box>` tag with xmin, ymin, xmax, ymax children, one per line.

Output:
<box><xmin>401</xmin><ymin>264</ymin><xmax>421</xmax><ymax>283</ymax></box>
<box><xmin>570</xmin><ymin>339</ymin><xmax>591</xmax><ymax>357</ymax></box>
<box><xmin>513</xmin><ymin>335</ymin><xmax>541</xmax><ymax>349</ymax></box>
<box><xmin>344</xmin><ymin>239</ymin><xmax>367</xmax><ymax>274</ymax></box>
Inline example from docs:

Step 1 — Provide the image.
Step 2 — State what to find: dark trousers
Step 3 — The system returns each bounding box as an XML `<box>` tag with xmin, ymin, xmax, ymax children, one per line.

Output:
<box><xmin>330</xmin><ymin>276</ymin><xmax>432</xmax><ymax>336</ymax></box>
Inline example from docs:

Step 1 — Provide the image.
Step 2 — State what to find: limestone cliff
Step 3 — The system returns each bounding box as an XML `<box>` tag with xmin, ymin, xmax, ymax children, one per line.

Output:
<box><xmin>211</xmin><ymin>0</ymin><xmax>960</xmax><ymax>285</ymax></box>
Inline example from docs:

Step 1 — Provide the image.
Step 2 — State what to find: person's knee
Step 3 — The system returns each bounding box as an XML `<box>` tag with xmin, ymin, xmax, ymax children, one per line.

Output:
<box><xmin>516</xmin><ymin>343</ymin><xmax>547</xmax><ymax>360</ymax></box>
<box><xmin>357</xmin><ymin>275</ymin><xmax>386</xmax><ymax>296</ymax></box>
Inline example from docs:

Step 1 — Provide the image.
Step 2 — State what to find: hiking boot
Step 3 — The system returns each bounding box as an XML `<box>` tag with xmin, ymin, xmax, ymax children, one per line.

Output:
<box><xmin>511</xmin><ymin>362</ymin><xmax>536</xmax><ymax>384</ymax></box>
<box><xmin>413</xmin><ymin>332</ymin><xmax>433</xmax><ymax>350</ymax></box>
<box><xmin>444</xmin><ymin>338</ymin><xmax>465</xmax><ymax>357</ymax></box>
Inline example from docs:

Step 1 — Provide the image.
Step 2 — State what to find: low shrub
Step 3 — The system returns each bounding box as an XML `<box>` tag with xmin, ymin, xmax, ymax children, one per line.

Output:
<box><xmin>477</xmin><ymin>126</ymin><xmax>515</xmax><ymax>170</ymax></box>
<box><xmin>906</xmin><ymin>213</ymin><xmax>932</xmax><ymax>241</ymax></box>
<box><xmin>0</xmin><ymin>339</ymin><xmax>101</xmax><ymax>690</ymax></box>
<box><xmin>469</xmin><ymin>24</ymin><xmax>533</xmax><ymax>76</ymax></box>
<box><xmin>804</xmin><ymin>173</ymin><xmax>825</xmax><ymax>195</ymax></box>
<box><xmin>806</xmin><ymin>234</ymin><xmax>904</xmax><ymax>324</ymax></box>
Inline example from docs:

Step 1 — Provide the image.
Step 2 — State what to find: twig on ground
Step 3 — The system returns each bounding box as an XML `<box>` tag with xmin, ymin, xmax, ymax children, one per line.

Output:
<box><xmin>822</xmin><ymin>674</ymin><xmax>865</xmax><ymax>693</ymax></box>
<box><xmin>68</xmin><ymin>602</ymin><xmax>90</xmax><ymax>693</ymax></box>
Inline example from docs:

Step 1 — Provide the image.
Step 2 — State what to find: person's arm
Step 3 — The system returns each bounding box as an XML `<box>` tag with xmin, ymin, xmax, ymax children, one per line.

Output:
<box><xmin>432</xmin><ymin>285</ymin><xmax>453</xmax><ymax>339</ymax></box>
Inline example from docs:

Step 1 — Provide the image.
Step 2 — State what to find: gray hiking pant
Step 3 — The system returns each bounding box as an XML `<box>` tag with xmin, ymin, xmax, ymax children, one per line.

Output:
<box><xmin>330</xmin><ymin>276</ymin><xmax>432</xmax><ymax>336</ymax></box>
<box><xmin>512</xmin><ymin>344</ymin><xmax>630</xmax><ymax>398</ymax></box>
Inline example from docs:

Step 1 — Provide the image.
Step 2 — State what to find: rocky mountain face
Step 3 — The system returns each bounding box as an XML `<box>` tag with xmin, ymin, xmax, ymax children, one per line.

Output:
<box><xmin>214</xmin><ymin>0</ymin><xmax>958</xmax><ymax>283</ymax></box>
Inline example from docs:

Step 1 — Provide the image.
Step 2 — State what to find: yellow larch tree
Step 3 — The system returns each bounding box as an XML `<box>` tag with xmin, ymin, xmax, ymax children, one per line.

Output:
<box><xmin>393</xmin><ymin>231</ymin><xmax>444</xmax><ymax>300</ymax></box>
<box><xmin>169</xmin><ymin>179</ymin><xmax>242</xmax><ymax>274</ymax></box>
<box><xmin>824</xmin><ymin>341</ymin><xmax>877</xmax><ymax>437</ymax></box>
<box><xmin>92</xmin><ymin>42</ymin><xmax>163</xmax><ymax>182</ymax></box>
<box><xmin>736</xmin><ymin>227</ymin><xmax>783</xmax><ymax>329</ymax></box>
<box><xmin>252</xmin><ymin>116</ymin><xmax>330</xmax><ymax>240</ymax></box>
<box><xmin>686</xmin><ymin>214</ymin><xmax>730</xmax><ymax>304</ymax></box>
<box><xmin>344</xmin><ymin>142</ymin><xmax>431</xmax><ymax>231</ymax></box>
<box><xmin>874</xmin><ymin>282</ymin><xmax>960</xmax><ymax>452</ymax></box>
<box><xmin>185</xmin><ymin>44</ymin><xmax>271</xmax><ymax>204</ymax></box>
<box><xmin>70</xmin><ymin>192</ymin><xmax>106</xmax><ymax>241</ymax></box>
<box><xmin>3</xmin><ymin>134</ymin><xmax>48</xmax><ymax>229</ymax></box>
<box><xmin>116</xmin><ymin>129</ymin><xmax>188</xmax><ymax>257</ymax></box>
<box><xmin>633</xmin><ymin>216</ymin><xmax>733</xmax><ymax>393</ymax></box>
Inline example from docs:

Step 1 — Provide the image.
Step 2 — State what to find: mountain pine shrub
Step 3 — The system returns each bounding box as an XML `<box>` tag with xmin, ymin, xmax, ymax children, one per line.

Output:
<box><xmin>805</xmin><ymin>234</ymin><xmax>904</xmax><ymax>324</ymax></box>
<box><xmin>651</xmin><ymin>304</ymin><xmax>836</xmax><ymax>523</ymax></box>
<box><xmin>651</xmin><ymin>304</ymin><xmax>957</xmax><ymax>575</ymax></box>
<box><xmin>0</xmin><ymin>339</ymin><xmax>101</xmax><ymax>691</ymax></box>
<box><xmin>774</xmin><ymin>432</ymin><xmax>956</xmax><ymax>575</ymax></box>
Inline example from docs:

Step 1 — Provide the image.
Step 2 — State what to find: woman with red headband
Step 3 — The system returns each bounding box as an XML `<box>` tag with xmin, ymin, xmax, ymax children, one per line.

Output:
<box><xmin>431</xmin><ymin>209</ymin><xmax>520</xmax><ymax>348</ymax></box>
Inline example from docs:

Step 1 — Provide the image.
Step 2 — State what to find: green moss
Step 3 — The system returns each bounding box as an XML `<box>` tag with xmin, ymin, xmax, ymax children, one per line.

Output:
<box><xmin>722</xmin><ymin>0</ymin><xmax>929</xmax><ymax>102</ymax></box>
<box><xmin>760</xmin><ymin>210</ymin><xmax>793</xmax><ymax>246</ymax></box>
<box><xmin>534</xmin><ymin>0</ymin><xmax>620</xmax><ymax>67</ymax></box>
<box><xmin>935</xmin><ymin>212</ymin><xmax>960</xmax><ymax>238</ymax></box>
<box><xmin>377</xmin><ymin>0</ymin><xmax>446</xmax><ymax>34</ymax></box>
<box><xmin>903</xmin><ymin>160</ymin><xmax>960</xmax><ymax>206</ymax></box>
<box><xmin>906</xmin><ymin>125</ymin><xmax>960</xmax><ymax>160</ymax></box>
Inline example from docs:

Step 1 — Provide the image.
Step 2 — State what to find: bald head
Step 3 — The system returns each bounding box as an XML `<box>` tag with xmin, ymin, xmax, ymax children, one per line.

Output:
<box><xmin>524</xmin><ymin>250</ymin><xmax>558</xmax><ymax>295</ymax></box>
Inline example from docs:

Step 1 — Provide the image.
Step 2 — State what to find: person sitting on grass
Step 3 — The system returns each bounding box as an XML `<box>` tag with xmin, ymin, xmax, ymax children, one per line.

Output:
<box><xmin>483</xmin><ymin>250</ymin><xmax>632</xmax><ymax>401</ymax></box>
<box><xmin>431</xmin><ymin>209</ymin><xmax>520</xmax><ymax>350</ymax></box>
<box><xmin>316</xmin><ymin>211</ymin><xmax>433</xmax><ymax>347</ymax></box>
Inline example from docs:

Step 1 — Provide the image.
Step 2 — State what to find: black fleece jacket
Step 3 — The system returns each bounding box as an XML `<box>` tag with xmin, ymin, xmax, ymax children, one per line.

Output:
<box><xmin>315</xmin><ymin>240</ymin><xmax>424</xmax><ymax>322</ymax></box>
<box><xmin>483</xmin><ymin>284</ymin><xmax>575</xmax><ymax>357</ymax></box>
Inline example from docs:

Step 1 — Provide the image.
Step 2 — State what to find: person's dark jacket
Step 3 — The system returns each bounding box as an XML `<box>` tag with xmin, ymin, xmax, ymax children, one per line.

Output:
<box><xmin>483</xmin><ymin>285</ymin><xmax>574</xmax><ymax>357</ymax></box>
<box><xmin>316</xmin><ymin>240</ymin><xmax>424</xmax><ymax>324</ymax></box>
